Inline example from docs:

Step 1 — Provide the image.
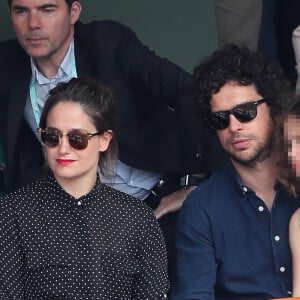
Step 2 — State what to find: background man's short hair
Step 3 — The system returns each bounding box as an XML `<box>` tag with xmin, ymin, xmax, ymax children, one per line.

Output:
<box><xmin>7</xmin><ymin>0</ymin><xmax>79</xmax><ymax>9</ymax></box>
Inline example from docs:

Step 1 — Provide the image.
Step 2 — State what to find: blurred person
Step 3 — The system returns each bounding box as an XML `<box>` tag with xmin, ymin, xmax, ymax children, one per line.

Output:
<box><xmin>278</xmin><ymin>98</ymin><xmax>300</xmax><ymax>297</ymax></box>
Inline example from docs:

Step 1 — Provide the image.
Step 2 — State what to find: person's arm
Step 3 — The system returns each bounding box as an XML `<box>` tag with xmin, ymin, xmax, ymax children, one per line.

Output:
<box><xmin>171</xmin><ymin>193</ymin><xmax>217</xmax><ymax>300</ymax></box>
<box><xmin>101</xmin><ymin>22</ymin><xmax>212</xmax><ymax>216</ymax></box>
<box><xmin>289</xmin><ymin>208</ymin><xmax>300</xmax><ymax>296</ymax></box>
<box><xmin>113</xmin><ymin>21</ymin><xmax>191</xmax><ymax>109</ymax></box>
<box><xmin>116</xmin><ymin>25</ymin><xmax>208</xmax><ymax>217</ymax></box>
<box><xmin>155</xmin><ymin>174</ymin><xmax>211</xmax><ymax>219</ymax></box>
<box><xmin>154</xmin><ymin>186</ymin><xmax>196</xmax><ymax>219</ymax></box>
<box><xmin>0</xmin><ymin>198</ymin><xmax>26</xmax><ymax>299</ymax></box>
<box><xmin>132</xmin><ymin>212</ymin><xmax>169</xmax><ymax>299</ymax></box>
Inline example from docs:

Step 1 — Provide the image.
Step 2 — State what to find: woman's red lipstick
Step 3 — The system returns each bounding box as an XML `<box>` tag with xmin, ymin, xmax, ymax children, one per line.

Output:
<box><xmin>56</xmin><ymin>159</ymin><xmax>75</xmax><ymax>166</ymax></box>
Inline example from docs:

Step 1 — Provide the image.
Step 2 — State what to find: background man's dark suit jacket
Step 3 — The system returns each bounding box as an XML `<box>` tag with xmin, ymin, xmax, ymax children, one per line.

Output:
<box><xmin>0</xmin><ymin>20</ymin><xmax>223</xmax><ymax>192</ymax></box>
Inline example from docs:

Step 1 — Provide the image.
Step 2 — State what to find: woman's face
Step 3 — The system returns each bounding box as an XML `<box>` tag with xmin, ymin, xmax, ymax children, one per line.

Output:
<box><xmin>45</xmin><ymin>101</ymin><xmax>112</xmax><ymax>185</ymax></box>
<box><xmin>284</xmin><ymin>114</ymin><xmax>300</xmax><ymax>178</ymax></box>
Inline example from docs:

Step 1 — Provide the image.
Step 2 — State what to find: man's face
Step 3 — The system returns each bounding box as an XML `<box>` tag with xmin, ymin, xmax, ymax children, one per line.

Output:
<box><xmin>210</xmin><ymin>81</ymin><xmax>274</xmax><ymax>167</ymax></box>
<box><xmin>10</xmin><ymin>0</ymin><xmax>81</xmax><ymax>61</ymax></box>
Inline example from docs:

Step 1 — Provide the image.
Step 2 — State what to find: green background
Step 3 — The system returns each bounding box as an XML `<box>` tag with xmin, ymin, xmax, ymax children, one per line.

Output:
<box><xmin>0</xmin><ymin>0</ymin><xmax>218</xmax><ymax>72</ymax></box>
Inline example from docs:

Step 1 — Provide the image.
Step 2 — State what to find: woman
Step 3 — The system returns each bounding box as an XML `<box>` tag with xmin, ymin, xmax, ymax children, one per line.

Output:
<box><xmin>0</xmin><ymin>78</ymin><xmax>169</xmax><ymax>299</ymax></box>
<box><xmin>279</xmin><ymin>98</ymin><xmax>300</xmax><ymax>297</ymax></box>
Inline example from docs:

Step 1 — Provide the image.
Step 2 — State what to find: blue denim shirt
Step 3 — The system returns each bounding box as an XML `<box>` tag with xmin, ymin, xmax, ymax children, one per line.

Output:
<box><xmin>172</xmin><ymin>161</ymin><xmax>300</xmax><ymax>300</ymax></box>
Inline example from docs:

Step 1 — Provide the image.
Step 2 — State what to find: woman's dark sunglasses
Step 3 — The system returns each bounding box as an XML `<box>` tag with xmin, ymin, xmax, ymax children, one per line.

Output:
<box><xmin>209</xmin><ymin>99</ymin><xmax>266</xmax><ymax>130</ymax></box>
<box><xmin>37</xmin><ymin>127</ymin><xmax>103</xmax><ymax>150</ymax></box>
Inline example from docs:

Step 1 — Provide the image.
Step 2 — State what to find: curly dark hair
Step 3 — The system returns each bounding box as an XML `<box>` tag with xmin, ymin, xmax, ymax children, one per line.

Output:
<box><xmin>193</xmin><ymin>44</ymin><xmax>294</xmax><ymax>123</ymax></box>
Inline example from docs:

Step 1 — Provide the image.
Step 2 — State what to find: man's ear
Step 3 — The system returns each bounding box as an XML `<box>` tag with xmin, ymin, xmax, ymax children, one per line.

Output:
<box><xmin>70</xmin><ymin>1</ymin><xmax>82</xmax><ymax>24</ymax></box>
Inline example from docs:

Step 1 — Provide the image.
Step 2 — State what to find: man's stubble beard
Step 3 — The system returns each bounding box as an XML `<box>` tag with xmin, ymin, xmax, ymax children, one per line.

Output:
<box><xmin>229</xmin><ymin>122</ymin><xmax>275</xmax><ymax>168</ymax></box>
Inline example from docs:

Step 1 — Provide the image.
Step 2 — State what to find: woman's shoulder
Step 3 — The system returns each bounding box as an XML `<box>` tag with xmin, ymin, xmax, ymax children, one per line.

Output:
<box><xmin>0</xmin><ymin>177</ymin><xmax>49</xmax><ymax>209</ymax></box>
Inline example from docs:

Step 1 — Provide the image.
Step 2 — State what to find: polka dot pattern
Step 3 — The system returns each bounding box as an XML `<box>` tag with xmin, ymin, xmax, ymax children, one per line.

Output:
<box><xmin>0</xmin><ymin>174</ymin><xmax>169</xmax><ymax>299</ymax></box>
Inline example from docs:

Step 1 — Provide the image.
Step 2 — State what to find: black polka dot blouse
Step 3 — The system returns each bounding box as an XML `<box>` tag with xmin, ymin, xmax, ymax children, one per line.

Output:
<box><xmin>0</xmin><ymin>174</ymin><xmax>169</xmax><ymax>299</ymax></box>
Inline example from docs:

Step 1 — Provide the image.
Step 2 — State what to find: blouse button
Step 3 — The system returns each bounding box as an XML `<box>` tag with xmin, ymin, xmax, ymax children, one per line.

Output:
<box><xmin>77</xmin><ymin>200</ymin><xmax>82</xmax><ymax>206</ymax></box>
<box><xmin>280</xmin><ymin>266</ymin><xmax>286</xmax><ymax>272</ymax></box>
<box><xmin>258</xmin><ymin>206</ymin><xmax>264</xmax><ymax>212</ymax></box>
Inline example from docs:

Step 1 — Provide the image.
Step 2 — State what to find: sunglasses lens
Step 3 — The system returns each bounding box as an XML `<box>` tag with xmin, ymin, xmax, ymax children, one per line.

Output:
<box><xmin>68</xmin><ymin>130</ymin><xmax>89</xmax><ymax>150</ymax></box>
<box><xmin>39</xmin><ymin>128</ymin><xmax>93</xmax><ymax>150</ymax></box>
<box><xmin>210</xmin><ymin>112</ymin><xmax>229</xmax><ymax>130</ymax></box>
<box><xmin>210</xmin><ymin>101</ymin><xmax>262</xmax><ymax>130</ymax></box>
<box><xmin>41</xmin><ymin>129</ymin><xmax>60</xmax><ymax>147</ymax></box>
<box><xmin>233</xmin><ymin>103</ymin><xmax>257</xmax><ymax>122</ymax></box>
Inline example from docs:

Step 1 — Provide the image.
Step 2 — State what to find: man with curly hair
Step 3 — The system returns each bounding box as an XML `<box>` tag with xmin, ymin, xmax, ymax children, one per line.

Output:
<box><xmin>171</xmin><ymin>44</ymin><xmax>300</xmax><ymax>300</ymax></box>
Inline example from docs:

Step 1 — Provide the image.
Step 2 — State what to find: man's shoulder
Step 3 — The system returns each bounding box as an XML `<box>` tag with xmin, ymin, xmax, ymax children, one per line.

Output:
<box><xmin>74</xmin><ymin>20</ymin><xmax>137</xmax><ymax>59</ymax></box>
<box><xmin>76</xmin><ymin>20</ymin><xmax>135</xmax><ymax>39</ymax></box>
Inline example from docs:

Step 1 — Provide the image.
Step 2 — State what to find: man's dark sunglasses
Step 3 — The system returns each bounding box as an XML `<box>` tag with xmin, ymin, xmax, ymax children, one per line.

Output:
<box><xmin>37</xmin><ymin>127</ymin><xmax>103</xmax><ymax>150</ymax></box>
<box><xmin>209</xmin><ymin>99</ymin><xmax>266</xmax><ymax>130</ymax></box>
